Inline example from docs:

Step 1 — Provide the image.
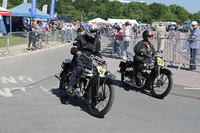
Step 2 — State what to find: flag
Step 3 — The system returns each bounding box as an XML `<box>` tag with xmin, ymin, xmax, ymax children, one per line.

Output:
<box><xmin>50</xmin><ymin>0</ymin><xmax>56</xmax><ymax>19</ymax></box>
<box><xmin>24</xmin><ymin>0</ymin><xmax>27</xmax><ymax>3</ymax></box>
<box><xmin>42</xmin><ymin>4</ymin><xmax>48</xmax><ymax>14</ymax></box>
<box><xmin>81</xmin><ymin>14</ymin><xmax>83</xmax><ymax>23</ymax></box>
<box><xmin>31</xmin><ymin>0</ymin><xmax>37</xmax><ymax>17</ymax></box>
<box><xmin>54</xmin><ymin>13</ymin><xmax>57</xmax><ymax>19</ymax></box>
<box><xmin>2</xmin><ymin>0</ymin><xmax>8</xmax><ymax>9</ymax></box>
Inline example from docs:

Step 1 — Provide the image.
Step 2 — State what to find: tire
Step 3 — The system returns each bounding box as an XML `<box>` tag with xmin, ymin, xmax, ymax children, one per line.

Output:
<box><xmin>59</xmin><ymin>72</ymin><xmax>71</xmax><ymax>98</ymax></box>
<box><xmin>88</xmin><ymin>82</ymin><xmax>115</xmax><ymax>118</ymax></box>
<box><xmin>149</xmin><ymin>70</ymin><xmax>173</xmax><ymax>99</ymax></box>
<box><xmin>121</xmin><ymin>72</ymin><xmax>126</xmax><ymax>85</ymax></box>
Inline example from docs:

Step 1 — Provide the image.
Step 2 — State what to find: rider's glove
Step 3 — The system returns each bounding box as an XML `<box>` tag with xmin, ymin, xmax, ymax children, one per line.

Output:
<box><xmin>76</xmin><ymin>51</ymin><xmax>82</xmax><ymax>57</ymax></box>
<box><xmin>70</xmin><ymin>46</ymin><xmax>78</xmax><ymax>55</ymax></box>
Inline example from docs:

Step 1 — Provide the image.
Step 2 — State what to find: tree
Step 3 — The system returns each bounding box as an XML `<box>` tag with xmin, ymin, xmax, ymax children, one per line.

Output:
<box><xmin>106</xmin><ymin>1</ymin><xmax>123</xmax><ymax>19</ymax></box>
<box><xmin>169</xmin><ymin>4</ymin><xmax>190</xmax><ymax>24</ymax></box>
<box><xmin>127</xmin><ymin>2</ymin><xmax>150</xmax><ymax>23</ymax></box>
<box><xmin>192</xmin><ymin>11</ymin><xmax>200</xmax><ymax>23</ymax></box>
<box><xmin>149</xmin><ymin>3</ymin><xmax>175</xmax><ymax>22</ymax></box>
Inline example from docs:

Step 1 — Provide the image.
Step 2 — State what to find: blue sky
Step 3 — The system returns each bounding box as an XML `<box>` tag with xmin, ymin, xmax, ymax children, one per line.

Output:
<box><xmin>130</xmin><ymin>0</ymin><xmax>200</xmax><ymax>14</ymax></box>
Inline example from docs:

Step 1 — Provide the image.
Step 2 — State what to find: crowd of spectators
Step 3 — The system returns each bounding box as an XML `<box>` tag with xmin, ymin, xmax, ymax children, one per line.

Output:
<box><xmin>22</xmin><ymin>19</ymin><xmax>83</xmax><ymax>50</ymax></box>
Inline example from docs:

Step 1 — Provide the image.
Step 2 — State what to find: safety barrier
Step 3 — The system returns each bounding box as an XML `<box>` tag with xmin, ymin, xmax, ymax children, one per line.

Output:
<box><xmin>108</xmin><ymin>29</ymin><xmax>200</xmax><ymax>70</ymax></box>
<box><xmin>0</xmin><ymin>32</ymin><xmax>8</xmax><ymax>56</ymax></box>
<box><xmin>132</xmin><ymin>36</ymin><xmax>175</xmax><ymax>65</ymax></box>
<box><xmin>175</xmin><ymin>38</ymin><xmax>200</xmax><ymax>69</ymax></box>
<box><xmin>0</xmin><ymin>29</ymin><xmax>77</xmax><ymax>57</ymax></box>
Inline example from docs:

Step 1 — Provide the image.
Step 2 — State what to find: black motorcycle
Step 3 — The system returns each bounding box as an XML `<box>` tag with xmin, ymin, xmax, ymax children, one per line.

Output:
<box><xmin>119</xmin><ymin>55</ymin><xmax>173</xmax><ymax>99</ymax></box>
<box><xmin>55</xmin><ymin>53</ymin><xmax>115</xmax><ymax>117</ymax></box>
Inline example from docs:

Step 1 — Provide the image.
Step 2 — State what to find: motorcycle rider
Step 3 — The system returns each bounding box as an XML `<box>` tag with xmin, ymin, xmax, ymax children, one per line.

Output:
<box><xmin>133</xmin><ymin>29</ymin><xmax>156</xmax><ymax>85</ymax></box>
<box><xmin>66</xmin><ymin>23</ymin><xmax>102</xmax><ymax>94</ymax></box>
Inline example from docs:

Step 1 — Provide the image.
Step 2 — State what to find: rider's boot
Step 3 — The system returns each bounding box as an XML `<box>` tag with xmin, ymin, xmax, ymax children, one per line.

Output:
<box><xmin>131</xmin><ymin>70</ymin><xmax>136</xmax><ymax>84</ymax></box>
<box><xmin>66</xmin><ymin>85</ymin><xmax>73</xmax><ymax>94</ymax></box>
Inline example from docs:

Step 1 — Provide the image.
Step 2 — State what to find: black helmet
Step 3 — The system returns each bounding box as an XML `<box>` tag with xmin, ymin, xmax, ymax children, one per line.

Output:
<box><xmin>142</xmin><ymin>29</ymin><xmax>154</xmax><ymax>40</ymax></box>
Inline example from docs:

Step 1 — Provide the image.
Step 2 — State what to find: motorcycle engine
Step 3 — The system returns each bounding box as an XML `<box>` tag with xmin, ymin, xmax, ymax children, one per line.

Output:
<box><xmin>125</xmin><ymin>70</ymin><xmax>133</xmax><ymax>78</ymax></box>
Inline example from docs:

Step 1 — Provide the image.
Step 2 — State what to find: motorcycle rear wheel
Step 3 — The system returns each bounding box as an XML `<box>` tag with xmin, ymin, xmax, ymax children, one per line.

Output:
<box><xmin>88</xmin><ymin>82</ymin><xmax>115</xmax><ymax>118</ymax></box>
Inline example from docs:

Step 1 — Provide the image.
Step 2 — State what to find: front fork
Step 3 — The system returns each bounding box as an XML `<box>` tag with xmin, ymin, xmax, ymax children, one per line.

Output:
<box><xmin>156</xmin><ymin>66</ymin><xmax>162</xmax><ymax>87</ymax></box>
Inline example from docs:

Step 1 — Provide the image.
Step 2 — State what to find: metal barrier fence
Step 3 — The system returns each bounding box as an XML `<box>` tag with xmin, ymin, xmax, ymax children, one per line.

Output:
<box><xmin>0</xmin><ymin>29</ymin><xmax>77</xmax><ymax>56</ymax></box>
<box><xmin>0</xmin><ymin>32</ymin><xmax>8</xmax><ymax>55</ymax></box>
<box><xmin>1</xmin><ymin>28</ymin><xmax>200</xmax><ymax>70</ymax></box>
<box><xmin>107</xmin><ymin>29</ymin><xmax>200</xmax><ymax>70</ymax></box>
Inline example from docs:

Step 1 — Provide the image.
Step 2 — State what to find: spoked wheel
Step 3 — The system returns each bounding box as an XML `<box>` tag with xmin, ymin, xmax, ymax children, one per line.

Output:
<box><xmin>88</xmin><ymin>82</ymin><xmax>115</xmax><ymax>118</ymax></box>
<box><xmin>121</xmin><ymin>72</ymin><xmax>126</xmax><ymax>85</ymax></box>
<box><xmin>149</xmin><ymin>70</ymin><xmax>173</xmax><ymax>99</ymax></box>
<box><xmin>59</xmin><ymin>72</ymin><xmax>71</xmax><ymax>98</ymax></box>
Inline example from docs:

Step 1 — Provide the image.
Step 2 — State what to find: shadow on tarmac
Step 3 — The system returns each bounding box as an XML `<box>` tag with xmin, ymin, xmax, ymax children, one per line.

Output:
<box><xmin>51</xmin><ymin>88</ymin><xmax>90</xmax><ymax>114</ymax></box>
<box><xmin>114</xmin><ymin>79</ymin><xmax>154</xmax><ymax>98</ymax></box>
<box><xmin>50</xmin><ymin>88</ymin><xmax>105</xmax><ymax>118</ymax></box>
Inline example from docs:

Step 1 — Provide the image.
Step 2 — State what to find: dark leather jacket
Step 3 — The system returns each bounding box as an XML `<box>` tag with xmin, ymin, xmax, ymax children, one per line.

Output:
<box><xmin>134</xmin><ymin>40</ymin><xmax>156</xmax><ymax>63</ymax></box>
<box><xmin>71</xmin><ymin>33</ymin><xmax>101</xmax><ymax>60</ymax></box>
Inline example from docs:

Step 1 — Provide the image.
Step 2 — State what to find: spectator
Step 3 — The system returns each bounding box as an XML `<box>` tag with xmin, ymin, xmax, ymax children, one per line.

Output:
<box><xmin>133</xmin><ymin>24</ymin><xmax>138</xmax><ymax>39</ymax></box>
<box><xmin>43</xmin><ymin>22</ymin><xmax>52</xmax><ymax>45</ymax></box>
<box><xmin>125</xmin><ymin>21</ymin><xmax>132</xmax><ymax>36</ymax></box>
<box><xmin>72</xmin><ymin>22</ymin><xmax>78</xmax><ymax>39</ymax></box>
<box><xmin>76</xmin><ymin>23</ymin><xmax>84</xmax><ymax>33</ymax></box>
<box><xmin>28</xmin><ymin>20</ymin><xmax>37</xmax><ymax>50</ymax></box>
<box><xmin>110</xmin><ymin>26</ymin><xmax>118</xmax><ymax>57</ymax></box>
<box><xmin>116</xmin><ymin>25</ymin><xmax>124</xmax><ymax>59</ymax></box>
<box><xmin>61</xmin><ymin>22</ymin><xmax>66</xmax><ymax>43</ymax></box>
<box><xmin>66</xmin><ymin>23</ymin><xmax>73</xmax><ymax>42</ymax></box>
<box><xmin>155</xmin><ymin>21</ymin><xmax>167</xmax><ymax>53</ymax></box>
<box><xmin>123</xmin><ymin>24</ymin><xmax>134</xmax><ymax>60</ymax></box>
<box><xmin>35</xmin><ymin>21</ymin><xmax>43</xmax><ymax>48</ymax></box>
<box><xmin>186</xmin><ymin>21</ymin><xmax>200</xmax><ymax>71</ymax></box>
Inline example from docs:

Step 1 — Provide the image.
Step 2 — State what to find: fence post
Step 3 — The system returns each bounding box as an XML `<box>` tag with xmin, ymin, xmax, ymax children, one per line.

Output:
<box><xmin>26</xmin><ymin>32</ymin><xmax>29</xmax><ymax>49</ymax></box>
<box><xmin>6</xmin><ymin>32</ymin><xmax>10</xmax><ymax>51</ymax></box>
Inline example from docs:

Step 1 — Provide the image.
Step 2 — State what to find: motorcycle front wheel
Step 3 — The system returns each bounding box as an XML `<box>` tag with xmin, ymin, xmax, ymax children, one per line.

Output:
<box><xmin>59</xmin><ymin>72</ymin><xmax>71</xmax><ymax>98</ymax></box>
<box><xmin>149</xmin><ymin>70</ymin><xmax>173</xmax><ymax>99</ymax></box>
<box><xmin>88</xmin><ymin>81</ymin><xmax>115</xmax><ymax>118</ymax></box>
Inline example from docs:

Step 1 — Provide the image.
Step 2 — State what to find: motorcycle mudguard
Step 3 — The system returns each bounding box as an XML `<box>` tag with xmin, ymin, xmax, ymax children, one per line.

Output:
<box><xmin>161</xmin><ymin>68</ymin><xmax>173</xmax><ymax>75</ymax></box>
<box><xmin>60</xmin><ymin>59</ymin><xmax>72</xmax><ymax>78</ymax></box>
<box><xmin>149</xmin><ymin>68</ymin><xmax>173</xmax><ymax>79</ymax></box>
<box><xmin>119</xmin><ymin>61</ymin><xmax>134</xmax><ymax>72</ymax></box>
<box><xmin>119</xmin><ymin>61</ymin><xmax>126</xmax><ymax>68</ymax></box>
<box><xmin>100</xmin><ymin>77</ymin><xmax>114</xmax><ymax>85</ymax></box>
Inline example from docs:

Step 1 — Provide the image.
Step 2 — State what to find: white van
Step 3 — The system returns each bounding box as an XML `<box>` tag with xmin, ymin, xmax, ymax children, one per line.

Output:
<box><xmin>182</xmin><ymin>21</ymin><xmax>198</xmax><ymax>32</ymax></box>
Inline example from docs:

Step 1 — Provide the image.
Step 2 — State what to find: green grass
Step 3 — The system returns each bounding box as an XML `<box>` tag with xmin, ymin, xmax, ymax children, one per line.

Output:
<box><xmin>0</xmin><ymin>36</ymin><xmax>7</xmax><ymax>48</ymax></box>
<box><xmin>0</xmin><ymin>36</ymin><xmax>27</xmax><ymax>48</ymax></box>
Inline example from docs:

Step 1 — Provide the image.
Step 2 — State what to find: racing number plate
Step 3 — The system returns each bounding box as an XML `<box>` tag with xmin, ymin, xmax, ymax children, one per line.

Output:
<box><xmin>157</xmin><ymin>57</ymin><xmax>165</xmax><ymax>67</ymax></box>
<box><xmin>96</xmin><ymin>66</ymin><xmax>107</xmax><ymax>78</ymax></box>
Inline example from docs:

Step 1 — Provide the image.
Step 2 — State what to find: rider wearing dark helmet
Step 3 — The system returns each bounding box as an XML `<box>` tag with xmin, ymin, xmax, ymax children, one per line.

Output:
<box><xmin>133</xmin><ymin>30</ymin><xmax>156</xmax><ymax>85</ymax></box>
<box><xmin>66</xmin><ymin>23</ymin><xmax>101</xmax><ymax>94</ymax></box>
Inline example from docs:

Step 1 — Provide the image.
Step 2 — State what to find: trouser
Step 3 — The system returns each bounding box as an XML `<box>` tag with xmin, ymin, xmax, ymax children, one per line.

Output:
<box><xmin>134</xmin><ymin>31</ymin><xmax>137</xmax><ymax>38</ymax></box>
<box><xmin>124</xmin><ymin>41</ymin><xmax>133</xmax><ymax>56</ymax></box>
<box><xmin>157</xmin><ymin>36</ymin><xmax>165</xmax><ymax>52</ymax></box>
<box><xmin>118</xmin><ymin>41</ymin><xmax>124</xmax><ymax>57</ymax></box>
<box><xmin>30</xmin><ymin>34</ymin><xmax>36</xmax><ymax>48</ymax></box>
<box><xmin>190</xmin><ymin>48</ymin><xmax>197</xmax><ymax>70</ymax></box>
<box><xmin>134</xmin><ymin>61</ymin><xmax>145</xmax><ymax>84</ymax></box>
<box><xmin>61</xmin><ymin>30</ymin><xmax>65</xmax><ymax>42</ymax></box>
<box><xmin>68</xmin><ymin>57</ymin><xmax>93</xmax><ymax>86</ymax></box>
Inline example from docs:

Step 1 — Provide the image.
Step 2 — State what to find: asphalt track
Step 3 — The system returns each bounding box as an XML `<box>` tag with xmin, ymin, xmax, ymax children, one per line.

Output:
<box><xmin>0</xmin><ymin>35</ymin><xmax>199</xmax><ymax>133</ymax></box>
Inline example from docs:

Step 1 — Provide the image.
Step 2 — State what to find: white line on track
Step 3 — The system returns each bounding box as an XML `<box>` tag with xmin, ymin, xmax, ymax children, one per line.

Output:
<box><xmin>40</xmin><ymin>86</ymin><xmax>51</xmax><ymax>94</ymax></box>
<box><xmin>184</xmin><ymin>87</ymin><xmax>200</xmax><ymax>90</ymax></box>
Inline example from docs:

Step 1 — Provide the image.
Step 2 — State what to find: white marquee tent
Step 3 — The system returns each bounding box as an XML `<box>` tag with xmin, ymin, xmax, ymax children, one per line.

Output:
<box><xmin>88</xmin><ymin>18</ymin><xmax>107</xmax><ymax>23</ymax></box>
<box><xmin>107</xmin><ymin>18</ymin><xmax>138</xmax><ymax>25</ymax></box>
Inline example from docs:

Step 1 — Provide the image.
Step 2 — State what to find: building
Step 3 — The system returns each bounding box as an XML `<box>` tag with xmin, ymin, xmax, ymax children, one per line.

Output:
<box><xmin>109</xmin><ymin>0</ymin><xmax>145</xmax><ymax>5</ymax></box>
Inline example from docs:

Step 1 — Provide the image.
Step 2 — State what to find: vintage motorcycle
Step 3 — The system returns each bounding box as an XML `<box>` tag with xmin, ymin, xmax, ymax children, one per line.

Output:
<box><xmin>55</xmin><ymin>53</ymin><xmax>115</xmax><ymax>117</ymax></box>
<box><xmin>119</xmin><ymin>55</ymin><xmax>173</xmax><ymax>99</ymax></box>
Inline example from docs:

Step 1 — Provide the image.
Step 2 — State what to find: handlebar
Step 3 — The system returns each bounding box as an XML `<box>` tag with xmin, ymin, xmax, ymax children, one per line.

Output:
<box><xmin>81</xmin><ymin>52</ymin><xmax>106</xmax><ymax>65</ymax></box>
